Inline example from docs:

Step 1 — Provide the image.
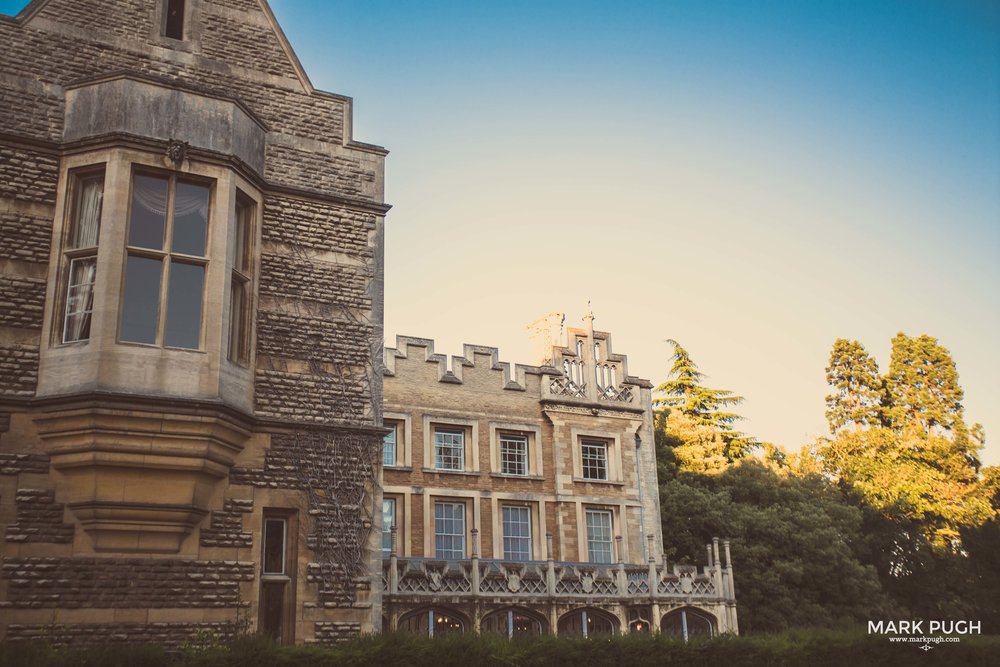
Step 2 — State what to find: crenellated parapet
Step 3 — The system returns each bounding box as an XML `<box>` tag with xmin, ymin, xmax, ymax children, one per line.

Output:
<box><xmin>383</xmin><ymin>335</ymin><xmax>561</xmax><ymax>391</ymax></box>
<box><xmin>383</xmin><ymin>329</ymin><xmax>652</xmax><ymax>402</ymax></box>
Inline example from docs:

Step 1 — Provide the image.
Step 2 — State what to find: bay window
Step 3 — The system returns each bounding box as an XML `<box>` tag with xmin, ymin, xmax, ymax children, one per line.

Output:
<box><xmin>228</xmin><ymin>192</ymin><xmax>254</xmax><ymax>364</ymax></box>
<box><xmin>120</xmin><ymin>172</ymin><xmax>210</xmax><ymax>349</ymax></box>
<box><xmin>60</xmin><ymin>169</ymin><xmax>105</xmax><ymax>343</ymax></box>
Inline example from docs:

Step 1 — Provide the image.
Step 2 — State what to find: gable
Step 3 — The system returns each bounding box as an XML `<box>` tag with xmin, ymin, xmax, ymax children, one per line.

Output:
<box><xmin>15</xmin><ymin>0</ymin><xmax>314</xmax><ymax>93</ymax></box>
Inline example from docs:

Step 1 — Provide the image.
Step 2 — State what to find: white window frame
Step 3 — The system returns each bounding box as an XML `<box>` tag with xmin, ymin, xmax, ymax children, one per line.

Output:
<box><xmin>434</xmin><ymin>428</ymin><xmax>465</xmax><ymax>471</ymax></box>
<box><xmin>382</xmin><ymin>497</ymin><xmax>396</xmax><ymax>557</ymax></box>
<box><xmin>581</xmin><ymin>439</ymin><xmax>609</xmax><ymax>481</ymax></box>
<box><xmin>434</xmin><ymin>501</ymin><xmax>466</xmax><ymax>559</ymax></box>
<box><xmin>499</xmin><ymin>434</ymin><xmax>528</xmax><ymax>476</ymax></box>
<box><xmin>501</xmin><ymin>505</ymin><xmax>532</xmax><ymax>561</ymax></box>
<box><xmin>422</xmin><ymin>416</ymin><xmax>478</xmax><ymax>474</ymax></box>
<box><xmin>262</xmin><ymin>516</ymin><xmax>288</xmax><ymax>576</ymax></box>
<box><xmin>382</xmin><ymin>424</ymin><xmax>397</xmax><ymax>467</ymax></box>
<box><xmin>585</xmin><ymin>508</ymin><xmax>614</xmax><ymax>564</ymax></box>
<box><xmin>59</xmin><ymin>169</ymin><xmax>105</xmax><ymax>344</ymax></box>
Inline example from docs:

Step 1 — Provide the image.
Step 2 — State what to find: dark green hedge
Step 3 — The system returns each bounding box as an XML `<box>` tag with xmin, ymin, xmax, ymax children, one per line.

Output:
<box><xmin>2</xmin><ymin>631</ymin><xmax>998</xmax><ymax>667</ymax></box>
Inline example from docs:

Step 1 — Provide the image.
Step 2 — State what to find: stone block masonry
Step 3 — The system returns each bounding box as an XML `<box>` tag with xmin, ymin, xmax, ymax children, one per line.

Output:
<box><xmin>6</xmin><ymin>622</ymin><xmax>241</xmax><ymax>648</ymax></box>
<box><xmin>0</xmin><ymin>213</ymin><xmax>52</xmax><ymax>264</ymax></box>
<box><xmin>4</xmin><ymin>489</ymin><xmax>74</xmax><ymax>544</ymax></box>
<box><xmin>1</xmin><ymin>558</ymin><xmax>255</xmax><ymax>608</ymax></box>
<box><xmin>262</xmin><ymin>195</ymin><xmax>376</xmax><ymax>258</ymax></box>
<box><xmin>0</xmin><ymin>454</ymin><xmax>49</xmax><ymax>476</ymax></box>
<box><xmin>0</xmin><ymin>146</ymin><xmax>59</xmax><ymax>204</ymax></box>
<box><xmin>199</xmin><ymin>498</ymin><xmax>254</xmax><ymax>549</ymax></box>
<box><xmin>0</xmin><ymin>345</ymin><xmax>39</xmax><ymax>397</ymax></box>
<box><xmin>0</xmin><ymin>276</ymin><xmax>46</xmax><ymax>330</ymax></box>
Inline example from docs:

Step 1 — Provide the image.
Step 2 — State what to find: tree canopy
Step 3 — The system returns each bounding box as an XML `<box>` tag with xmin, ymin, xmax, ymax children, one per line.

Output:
<box><xmin>654</xmin><ymin>339</ymin><xmax>755</xmax><ymax>460</ymax></box>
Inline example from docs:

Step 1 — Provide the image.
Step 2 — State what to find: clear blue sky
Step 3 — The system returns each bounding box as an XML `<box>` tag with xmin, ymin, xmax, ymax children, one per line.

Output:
<box><xmin>4</xmin><ymin>0</ymin><xmax>999</xmax><ymax>463</ymax></box>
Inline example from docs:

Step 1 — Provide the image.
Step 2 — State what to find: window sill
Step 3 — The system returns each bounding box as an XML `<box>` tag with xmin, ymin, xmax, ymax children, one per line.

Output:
<box><xmin>421</xmin><ymin>467</ymin><xmax>480</xmax><ymax>477</ymax></box>
<box><xmin>572</xmin><ymin>477</ymin><xmax>625</xmax><ymax>487</ymax></box>
<box><xmin>383</xmin><ymin>465</ymin><xmax>413</xmax><ymax>472</ymax></box>
<box><xmin>260</xmin><ymin>574</ymin><xmax>291</xmax><ymax>582</ymax></box>
<box><xmin>489</xmin><ymin>473</ymin><xmax>545</xmax><ymax>481</ymax></box>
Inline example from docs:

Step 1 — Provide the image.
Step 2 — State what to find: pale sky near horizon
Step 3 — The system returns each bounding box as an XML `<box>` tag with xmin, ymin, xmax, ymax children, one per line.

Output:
<box><xmin>3</xmin><ymin>1</ymin><xmax>998</xmax><ymax>464</ymax></box>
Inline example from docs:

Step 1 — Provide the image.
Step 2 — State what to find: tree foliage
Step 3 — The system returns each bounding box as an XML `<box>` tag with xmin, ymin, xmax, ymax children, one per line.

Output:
<box><xmin>825</xmin><ymin>339</ymin><xmax>885</xmax><ymax>433</ymax></box>
<box><xmin>654</xmin><ymin>339</ymin><xmax>755</xmax><ymax>460</ymax></box>
<box><xmin>653</xmin><ymin>330</ymin><xmax>998</xmax><ymax>634</ymax></box>
<box><xmin>885</xmin><ymin>333</ymin><xmax>965</xmax><ymax>435</ymax></box>
<box><xmin>818</xmin><ymin>332</ymin><xmax>989</xmax><ymax>547</ymax></box>
<box><xmin>660</xmin><ymin>462</ymin><xmax>897</xmax><ymax>633</ymax></box>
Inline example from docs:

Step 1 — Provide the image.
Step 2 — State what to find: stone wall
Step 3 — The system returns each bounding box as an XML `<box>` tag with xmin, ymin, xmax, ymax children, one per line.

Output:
<box><xmin>6</xmin><ymin>622</ymin><xmax>240</xmax><ymax>647</ymax></box>
<box><xmin>1</xmin><ymin>557</ymin><xmax>255</xmax><ymax>608</ymax></box>
<box><xmin>4</xmin><ymin>489</ymin><xmax>73</xmax><ymax>544</ymax></box>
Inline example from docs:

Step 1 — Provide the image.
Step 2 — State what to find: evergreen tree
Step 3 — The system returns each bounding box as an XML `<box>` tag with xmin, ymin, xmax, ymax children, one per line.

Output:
<box><xmin>654</xmin><ymin>339</ymin><xmax>755</xmax><ymax>459</ymax></box>
<box><xmin>824</xmin><ymin>338</ymin><xmax>885</xmax><ymax>433</ymax></box>
<box><xmin>886</xmin><ymin>333</ymin><xmax>965</xmax><ymax>435</ymax></box>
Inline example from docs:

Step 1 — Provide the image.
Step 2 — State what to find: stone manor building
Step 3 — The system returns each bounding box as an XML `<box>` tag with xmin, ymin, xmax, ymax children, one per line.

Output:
<box><xmin>381</xmin><ymin>314</ymin><xmax>738</xmax><ymax>637</ymax></box>
<box><xmin>0</xmin><ymin>0</ymin><xmax>736</xmax><ymax>646</ymax></box>
<box><xmin>0</xmin><ymin>0</ymin><xmax>388</xmax><ymax>645</ymax></box>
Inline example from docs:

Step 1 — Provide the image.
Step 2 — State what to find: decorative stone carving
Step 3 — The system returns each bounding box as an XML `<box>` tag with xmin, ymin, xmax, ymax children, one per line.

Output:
<box><xmin>166</xmin><ymin>139</ymin><xmax>189</xmax><ymax>165</ymax></box>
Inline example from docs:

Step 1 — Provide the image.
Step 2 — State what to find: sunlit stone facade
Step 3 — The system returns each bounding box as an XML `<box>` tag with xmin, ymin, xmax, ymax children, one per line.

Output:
<box><xmin>380</xmin><ymin>315</ymin><xmax>738</xmax><ymax>637</ymax></box>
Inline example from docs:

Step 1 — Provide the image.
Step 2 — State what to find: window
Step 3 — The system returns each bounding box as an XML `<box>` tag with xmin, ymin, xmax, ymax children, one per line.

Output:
<box><xmin>120</xmin><ymin>172</ymin><xmax>209</xmax><ymax>349</ymax></box>
<box><xmin>228</xmin><ymin>193</ymin><xmax>253</xmax><ymax>364</ymax></box>
<box><xmin>481</xmin><ymin>608</ymin><xmax>545</xmax><ymax>637</ymax></box>
<box><xmin>499</xmin><ymin>434</ymin><xmax>528</xmax><ymax>476</ymax></box>
<box><xmin>382</xmin><ymin>498</ymin><xmax>396</xmax><ymax>557</ymax></box>
<box><xmin>383</xmin><ymin>423</ymin><xmax>397</xmax><ymax>467</ymax></box>
<box><xmin>164</xmin><ymin>0</ymin><xmax>185</xmax><ymax>39</ymax></box>
<box><xmin>262</xmin><ymin>517</ymin><xmax>287</xmax><ymax>574</ymax></box>
<box><xmin>434</xmin><ymin>429</ymin><xmax>464</xmax><ymax>471</ymax></box>
<box><xmin>399</xmin><ymin>608</ymin><xmax>467</xmax><ymax>637</ymax></box>
<box><xmin>260</xmin><ymin>513</ymin><xmax>295</xmax><ymax>643</ymax></box>
<box><xmin>60</xmin><ymin>169</ymin><xmax>105</xmax><ymax>343</ymax></box>
<box><xmin>586</xmin><ymin>509</ymin><xmax>614</xmax><ymax>563</ymax></box>
<box><xmin>434</xmin><ymin>501</ymin><xmax>465</xmax><ymax>559</ymax></box>
<box><xmin>501</xmin><ymin>505</ymin><xmax>532</xmax><ymax>560</ymax></box>
<box><xmin>558</xmin><ymin>608</ymin><xmax>618</xmax><ymax>637</ymax></box>
<box><xmin>581</xmin><ymin>439</ymin><xmax>608</xmax><ymax>481</ymax></box>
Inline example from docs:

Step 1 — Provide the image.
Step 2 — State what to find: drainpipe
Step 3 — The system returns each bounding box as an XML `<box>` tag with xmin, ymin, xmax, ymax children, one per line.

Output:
<box><xmin>634</xmin><ymin>432</ymin><xmax>647</xmax><ymax>562</ymax></box>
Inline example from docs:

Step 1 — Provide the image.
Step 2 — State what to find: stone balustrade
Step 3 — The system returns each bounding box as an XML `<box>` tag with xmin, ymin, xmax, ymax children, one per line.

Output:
<box><xmin>382</xmin><ymin>541</ymin><xmax>735</xmax><ymax>605</ymax></box>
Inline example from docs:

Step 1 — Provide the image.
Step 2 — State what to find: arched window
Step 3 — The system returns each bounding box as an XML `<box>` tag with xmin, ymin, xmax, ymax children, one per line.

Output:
<box><xmin>398</xmin><ymin>607</ymin><xmax>467</xmax><ymax>638</ymax></box>
<box><xmin>557</xmin><ymin>608</ymin><xmax>619</xmax><ymax>637</ymax></box>
<box><xmin>661</xmin><ymin>607</ymin><xmax>715</xmax><ymax>640</ymax></box>
<box><xmin>481</xmin><ymin>607</ymin><xmax>546</xmax><ymax>638</ymax></box>
<box><xmin>627</xmin><ymin>606</ymin><xmax>652</xmax><ymax>634</ymax></box>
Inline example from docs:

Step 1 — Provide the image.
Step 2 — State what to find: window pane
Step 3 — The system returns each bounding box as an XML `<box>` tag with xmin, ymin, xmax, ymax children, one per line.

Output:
<box><xmin>263</xmin><ymin>518</ymin><xmax>286</xmax><ymax>574</ymax></box>
<box><xmin>164</xmin><ymin>262</ymin><xmax>204</xmax><ymax>348</ymax></box>
<box><xmin>172</xmin><ymin>180</ymin><xmax>209</xmax><ymax>256</ymax></box>
<box><xmin>69</xmin><ymin>174</ymin><xmax>104</xmax><ymax>248</ymax></box>
<box><xmin>228</xmin><ymin>279</ymin><xmax>248</xmax><ymax>362</ymax></box>
<box><xmin>382</xmin><ymin>498</ymin><xmax>395</xmax><ymax>556</ymax></box>
<box><xmin>502</xmin><ymin>506</ymin><xmax>531</xmax><ymax>560</ymax></box>
<box><xmin>434</xmin><ymin>430</ymin><xmax>464</xmax><ymax>470</ymax></box>
<box><xmin>581</xmin><ymin>440</ymin><xmax>608</xmax><ymax>480</ymax></box>
<box><xmin>586</xmin><ymin>510</ymin><xmax>613</xmax><ymax>563</ymax></box>
<box><xmin>129</xmin><ymin>174</ymin><xmax>168</xmax><ymax>250</ymax></box>
<box><xmin>434</xmin><ymin>502</ymin><xmax>465</xmax><ymax>559</ymax></box>
<box><xmin>165</xmin><ymin>0</ymin><xmax>185</xmax><ymax>39</ymax></box>
<box><xmin>500</xmin><ymin>435</ymin><xmax>528</xmax><ymax>476</ymax></box>
<box><xmin>383</xmin><ymin>426</ymin><xmax>397</xmax><ymax>466</ymax></box>
<box><xmin>234</xmin><ymin>195</ymin><xmax>253</xmax><ymax>273</ymax></box>
<box><xmin>63</xmin><ymin>257</ymin><xmax>96</xmax><ymax>343</ymax></box>
<box><xmin>120</xmin><ymin>254</ymin><xmax>162</xmax><ymax>344</ymax></box>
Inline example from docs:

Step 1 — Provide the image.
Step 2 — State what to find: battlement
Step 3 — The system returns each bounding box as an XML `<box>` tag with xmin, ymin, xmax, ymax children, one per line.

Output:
<box><xmin>383</xmin><ymin>328</ymin><xmax>652</xmax><ymax>398</ymax></box>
